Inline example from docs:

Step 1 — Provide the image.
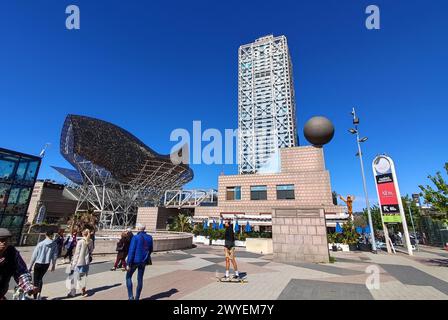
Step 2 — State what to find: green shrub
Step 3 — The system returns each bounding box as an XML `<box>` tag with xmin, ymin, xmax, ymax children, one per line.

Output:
<box><xmin>168</xmin><ymin>214</ymin><xmax>193</xmax><ymax>232</ymax></box>
<box><xmin>341</xmin><ymin>221</ymin><xmax>359</xmax><ymax>245</ymax></box>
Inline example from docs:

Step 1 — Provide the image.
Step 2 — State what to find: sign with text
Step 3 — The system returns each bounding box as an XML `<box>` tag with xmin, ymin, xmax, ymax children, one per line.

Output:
<box><xmin>372</xmin><ymin>157</ymin><xmax>402</xmax><ymax>223</ymax></box>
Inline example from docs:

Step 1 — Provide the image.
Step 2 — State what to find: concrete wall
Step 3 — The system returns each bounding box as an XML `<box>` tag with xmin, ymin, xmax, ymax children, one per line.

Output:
<box><xmin>92</xmin><ymin>232</ymin><xmax>193</xmax><ymax>254</ymax></box>
<box><xmin>245</xmin><ymin>238</ymin><xmax>273</xmax><ymax>254</ymax></box>
<box><xmin>136</xmin><ymin>207</ymin><xmax>183</xmax><ymax>231</ymax></box>
<box><xmin>194</xmin><ymin>206</ymin><xmax>221</xmax><ymax>218</ymax></box>
<box><xmin>272</xmin><ymin>207</ymin><xmax>329</xmax><ymax>263</ymax></box>
<box><xmin>27</xmin><ymin>182</ymin><xmax>77</xmax><ymax>224</ymax></box>
<box><xmin>136</xmin><ymin>207</ymin><xmax>159</xmax><ymax>231</ymax></box>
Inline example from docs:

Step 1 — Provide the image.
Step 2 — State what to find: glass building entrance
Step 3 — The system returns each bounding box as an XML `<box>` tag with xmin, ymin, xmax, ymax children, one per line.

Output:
<box><xmin>0</xmin><ymin>148</ymin><xmax>41</xmax><ymax>244</ymax></box>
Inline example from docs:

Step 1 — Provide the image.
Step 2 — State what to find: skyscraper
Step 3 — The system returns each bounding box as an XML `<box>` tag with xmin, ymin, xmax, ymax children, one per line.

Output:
<box><xmin>238</xmin><ymin>35</ymin><xmax>298</xmax><ymax>174</ymax></box>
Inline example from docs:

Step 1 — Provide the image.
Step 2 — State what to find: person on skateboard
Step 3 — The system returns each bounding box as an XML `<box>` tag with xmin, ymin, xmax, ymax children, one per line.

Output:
<box><xmin>224</xmin><ymin>220</ymin><xmax>239</xmax><ymax>279</ymax></box>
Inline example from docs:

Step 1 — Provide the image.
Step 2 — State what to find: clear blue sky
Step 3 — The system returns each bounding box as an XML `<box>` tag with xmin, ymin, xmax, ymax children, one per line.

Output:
<box><xmin>1</xmin><ymin>0</ymin><xmax>447</xmax><ymax>211</ymax></box>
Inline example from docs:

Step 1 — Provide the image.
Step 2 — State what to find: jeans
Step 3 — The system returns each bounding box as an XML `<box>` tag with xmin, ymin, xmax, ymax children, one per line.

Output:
<box><xmin>126</xmin><ymin>263</ymin><xmax>146</xmax><ymax>300</ymax></box>
<box><xmin>33</xmin><ymin>263</ymin><xmax>50</xmax><ymax>297</ymax></box>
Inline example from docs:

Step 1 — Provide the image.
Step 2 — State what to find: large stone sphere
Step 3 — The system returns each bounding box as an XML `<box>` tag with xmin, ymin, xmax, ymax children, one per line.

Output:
<box><xmin>303</xmin><ymin>116</ymin><xmax>335</xmax><ymax>146</ymax></box>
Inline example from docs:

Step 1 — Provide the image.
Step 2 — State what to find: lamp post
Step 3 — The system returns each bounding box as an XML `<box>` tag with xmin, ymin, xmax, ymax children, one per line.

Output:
<box><xmin>406</xmin><ymin>201</ymin><xmax>419</xmax><ymax>252</ymax></box>
<box><xmin>349</xmin><ymin>108</ymin><xmax>377</xmax><ymax>252</ymax></box>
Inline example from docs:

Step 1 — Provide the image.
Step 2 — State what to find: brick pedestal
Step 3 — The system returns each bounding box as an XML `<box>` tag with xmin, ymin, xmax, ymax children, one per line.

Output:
<box><xmin>272</xmin><ymin>207</ymin><xmax>329</xmax><ymax>263</ymax></box>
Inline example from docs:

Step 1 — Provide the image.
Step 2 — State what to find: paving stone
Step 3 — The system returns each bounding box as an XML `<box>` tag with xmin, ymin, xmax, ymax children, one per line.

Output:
<box><xmin>278</xmin><ymin>279</ymin><xmax>374</xmax><ymax>300</ymax></box>
<box><xmin>281</xmin><ymin>262</ymin><xmax>365</xmax><ymax>276</ymax></box>
<box><xmin>380</xmin><ymin>264</ymin><xmax>448</xmax><ymax>295</ymax></box>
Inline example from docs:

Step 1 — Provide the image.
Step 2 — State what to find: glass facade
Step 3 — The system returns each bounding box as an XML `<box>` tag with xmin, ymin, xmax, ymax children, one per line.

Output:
<box><xmin>0</xmin><ymin>148</ymin><xmax>41</xmax><ymax>244</ymax></box>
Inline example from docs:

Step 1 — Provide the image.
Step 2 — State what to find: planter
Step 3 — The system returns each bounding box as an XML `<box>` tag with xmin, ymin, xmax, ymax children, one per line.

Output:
<box><xmin>359</xmin><ymin>243</ymin><xmax>372</xmax><ymax>251</ymax></box>
<box><xmin>193</xmin><ymin>236</ymin><xmax>208</xmax><ymax>244</ymax></box>
<box><xmin>348</xmin><ymin>243</ymin><xmax>358</xmax><ymax>251</ymax></box>
<box><xmin>246</xmin><ymin>238</ymin><xmax>272</xmax><ymax>254</ymax></box>
<box><xmin>328</xmin><ymin>243</ymin><xmax>349</xmax><ymax>252</ymax></box>
<box><xmin>235</xmin><ymin>240</ymin><xmax>246</xmax><ymax>247</ymax></box>
<box><xmin>211</xmin><ymin>239</ymin><xmax>225</xmax><ymax>246</ymax></box>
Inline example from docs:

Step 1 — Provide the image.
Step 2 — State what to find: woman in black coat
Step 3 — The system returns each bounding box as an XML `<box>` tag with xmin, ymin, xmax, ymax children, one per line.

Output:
<box><xmin>111</xmin><ymin>232</ymin><xmax>128</xmax><ymax>271</ymax></box>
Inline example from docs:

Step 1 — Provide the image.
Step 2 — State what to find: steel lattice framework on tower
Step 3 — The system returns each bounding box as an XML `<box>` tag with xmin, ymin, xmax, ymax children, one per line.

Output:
<box><xmin>54</xmin><ymin>114</ymin><xmax>193</xmax><ymax>229</ymax></box>
<box><xmin>238</xmin><ymin>35</ymin><xmax>298</xmax><ymax>174</ymax></box>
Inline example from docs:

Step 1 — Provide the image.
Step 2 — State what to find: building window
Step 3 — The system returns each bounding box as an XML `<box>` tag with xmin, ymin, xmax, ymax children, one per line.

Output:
<box><xmin>276</xmin><ymin>184</ymin><xmax>295</xmax><ymax>200</ymax></box>
<box><xmin>226</xmin><ymin>186</ymin><xmax>241</xmax><ymax>200</ymax></box>
<box><xmin>250</xmin><ymin>185</ymin><xmax>267</xmax><ymax>200</ymax></box>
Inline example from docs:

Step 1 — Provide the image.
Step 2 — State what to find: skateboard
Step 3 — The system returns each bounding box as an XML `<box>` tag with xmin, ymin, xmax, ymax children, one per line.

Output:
<box><xmin>216</xmin><ymin>276</ymin><xmax>248</xmax><ymax>283</ymax></box>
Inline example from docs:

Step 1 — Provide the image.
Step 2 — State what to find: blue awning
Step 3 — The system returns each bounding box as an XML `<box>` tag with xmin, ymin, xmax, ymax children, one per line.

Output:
<box><xmin>336</xmin><ymin>222</ymin><xmax>343</xmax><ymax>233</ymax></box>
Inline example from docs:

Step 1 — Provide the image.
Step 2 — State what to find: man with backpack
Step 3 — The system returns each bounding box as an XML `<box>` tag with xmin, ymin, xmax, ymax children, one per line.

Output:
<box><xmin>126</xmin><ymin>223</ymin><xmax>153</xmax><ymax>300</ymax></box>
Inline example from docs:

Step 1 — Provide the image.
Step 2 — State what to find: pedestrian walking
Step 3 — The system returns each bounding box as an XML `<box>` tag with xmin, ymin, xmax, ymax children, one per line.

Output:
<box><xmin>111</xmin><ymin>232</ymin><xmax>129</xmax><ymax>271</ymax></box>
<box><xmin>67</xmin><ymin>229</ymin><xmax>94</xmax><ymax>298</ymax></box>
<box><xmin>63</xmin><ymin>230</ymin><xmax>78</xmax><ymax>263</ymax></box>
<box><xmin>126</xmin><ymin>223</ymin><xmax>153</xmax><ymax>300</ymax></box>
<box><xmin>53</xmin><ymin>229</ymin><xmax>65</xmax><ymax>258</ymax></box>
<box><xmin>29</xmin><ymin>231</ymin><xmax>58</xmax><ymax>299</ymax></box>
<box><xmin>0</xmin><ymin>228</ymin><xmax>36</xmax><ymax>300</ymax></box>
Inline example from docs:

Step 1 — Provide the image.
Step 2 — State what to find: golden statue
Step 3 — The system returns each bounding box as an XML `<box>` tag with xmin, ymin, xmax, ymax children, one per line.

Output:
<box><xmin>339</xmin><ymin>194</ymin><xmax>355</xmax><ymax>218</ymax></box>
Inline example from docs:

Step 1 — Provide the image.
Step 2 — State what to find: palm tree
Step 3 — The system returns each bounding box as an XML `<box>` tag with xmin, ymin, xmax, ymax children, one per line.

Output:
<box><xmin>171</xmin><ymin>214</ymin><xmax>192</xmax><ymax>232</ymax></box>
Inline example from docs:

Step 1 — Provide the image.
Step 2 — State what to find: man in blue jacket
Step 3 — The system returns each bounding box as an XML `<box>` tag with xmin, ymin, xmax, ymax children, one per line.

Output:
<box><xmin>126</xmin><ymin>223</ymin><xmax>153</xmax><ymax>300</ymax></box>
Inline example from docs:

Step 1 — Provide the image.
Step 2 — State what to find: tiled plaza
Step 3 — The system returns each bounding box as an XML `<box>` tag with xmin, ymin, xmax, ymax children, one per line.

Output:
<box><xmin>7</xmin><ymin>244</ymin><xmax>448</xmax><ymax>300</ymax></box>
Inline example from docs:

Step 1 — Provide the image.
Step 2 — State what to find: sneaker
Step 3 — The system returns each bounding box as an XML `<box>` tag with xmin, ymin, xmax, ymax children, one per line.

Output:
<box><xmin>232</xmin><ymin>274</ymin><xmax>240</xmax><ymax>279</ymax></box>
<box><xmin>110</xmin><ymin>267</ymin><xmax>116</xmax><ymax>271</ymax></box>
<box><xmin>67</xmin><ymin>292</ymin><xmax>76</xmax><ymax>298</ymax></box>
<box><xmin>121</xmin><ymin>267</ymin><xmax>126</xmax><ymax>271</ymax></box>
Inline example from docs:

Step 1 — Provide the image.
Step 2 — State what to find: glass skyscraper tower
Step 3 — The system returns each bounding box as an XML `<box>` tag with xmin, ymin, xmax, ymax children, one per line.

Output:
<box><xmin>238</xmin><ymin>35</ymin><xmax>298</xmax><ymax>174</ymax></box>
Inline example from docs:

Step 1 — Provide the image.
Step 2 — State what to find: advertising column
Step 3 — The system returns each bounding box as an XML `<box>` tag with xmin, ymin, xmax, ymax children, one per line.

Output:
<box><xmin>372</xmin><ymin>155</ymin><xmax>413</xmax><ymax>256</ymax></box>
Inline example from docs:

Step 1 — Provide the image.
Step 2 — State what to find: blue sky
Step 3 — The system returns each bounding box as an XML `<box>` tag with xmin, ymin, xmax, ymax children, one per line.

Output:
<box><xmin>1</xmin><ymin>0</ymin><xmax>447</xmax><ymax>211</ymax></box>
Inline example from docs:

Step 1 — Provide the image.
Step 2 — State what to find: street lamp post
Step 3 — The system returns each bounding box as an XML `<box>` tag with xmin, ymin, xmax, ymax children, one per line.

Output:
<box><xmin>406</xmin><ymin>201</ymin><xmax>419</xmax><ymax>252</ymax></box>
<box><xmin>349</xmin><ymin>108</ymin><xmax>377</xmax><ymax>252</ymax></box>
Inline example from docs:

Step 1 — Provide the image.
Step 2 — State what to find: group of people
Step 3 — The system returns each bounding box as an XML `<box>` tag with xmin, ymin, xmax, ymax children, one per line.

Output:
<box><xmin>1</xmin><ymin>219</ymin><xmax>239</xmax><ymax>300</ymax></box>
<box><xmin>0</xmin><ymin>227</ymin><xmax>95</xmax><ymax>300</ymax></box>
<box><xmin>109</xmin><ymin>224</ymin><xmax>154</xmax><ymax>300</ymax></box>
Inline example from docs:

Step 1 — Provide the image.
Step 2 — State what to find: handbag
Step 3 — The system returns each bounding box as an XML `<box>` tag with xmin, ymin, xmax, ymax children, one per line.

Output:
<box><xmin>144</xmin><ymin>253</ymin><xmax>152</xmax><ymax>265</ymax></box>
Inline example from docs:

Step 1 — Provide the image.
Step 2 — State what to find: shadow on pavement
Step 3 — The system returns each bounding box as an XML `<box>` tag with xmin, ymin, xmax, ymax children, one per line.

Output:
<box><xmin>142</xmin><ymin>288</ymin><xmax>179</xmax><ymax>300</ymax></box>
<box><xmin>52</xmin><ymin>283</ymin><xmax>121</xmax><ymax>300</ymax></box>
<box><xmin>426</xmin><ymin>258</ymin><xmax>448</xmax><ymax>267</ymax></box>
